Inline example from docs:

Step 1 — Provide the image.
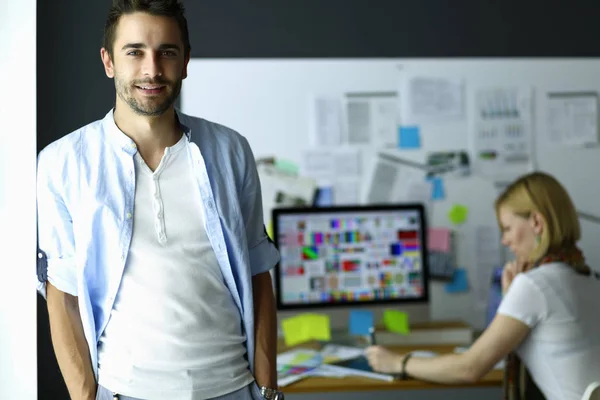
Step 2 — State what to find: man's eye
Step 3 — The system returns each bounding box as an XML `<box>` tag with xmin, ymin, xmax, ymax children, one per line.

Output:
<box><xmin>127</xmin><ymin>50</ymin><xmax>141</xmax><ymax>56</ymax></box>
<box><xmin>162</xmin><ymin>51</ymin><xmax>176</xmax><ymax>57</ymax></box>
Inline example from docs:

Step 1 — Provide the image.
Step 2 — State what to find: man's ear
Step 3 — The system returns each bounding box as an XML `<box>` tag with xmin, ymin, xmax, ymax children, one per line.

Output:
<box><xmin>530</xmin><ymin>211</ymin><xmax>545</xmax><ymax>236</ymax></box>
<box><xmin>100</xmin><ymin>48</ymin><xmax>115</xmax><ymax>78</ymax></box>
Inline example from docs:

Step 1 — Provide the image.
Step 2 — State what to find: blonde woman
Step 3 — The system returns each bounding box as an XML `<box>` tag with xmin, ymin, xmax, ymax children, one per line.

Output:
<box><xmin>366</xmin><ymin>172</ymin><xmax>600</xmax><ymax>400</ymax></box>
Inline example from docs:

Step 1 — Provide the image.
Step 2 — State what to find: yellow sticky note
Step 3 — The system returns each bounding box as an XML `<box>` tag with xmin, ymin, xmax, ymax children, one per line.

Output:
<box><xmin>383</xmin><ymin>310</ymin><xmax>410</xmax><ymax>335</ymax></box>
<box><xmin>448</xmin><ymin>204</ymin><xmax>468</xmax><ymax>225</ymax></box>
<box><xmin>281</xmin><ymin>316</ymin><xmax>310</xmax><ymax>347</ymax></box>
<box><xmin>267</xmin><ymin>220</ymin><xmax>274</xmax><ymax>240</ymax></box>
<box><xmin>306</xmin><ymin>314</ymin><xmax>331</xmax><ymax>342</ymax></box>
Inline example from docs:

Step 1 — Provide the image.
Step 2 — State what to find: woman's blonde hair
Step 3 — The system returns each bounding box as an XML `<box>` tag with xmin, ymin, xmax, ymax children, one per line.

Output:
<box><xmin>495</xmin><ymin>171</ymin><xmax>580</xmax><ymax>263</ymax></box>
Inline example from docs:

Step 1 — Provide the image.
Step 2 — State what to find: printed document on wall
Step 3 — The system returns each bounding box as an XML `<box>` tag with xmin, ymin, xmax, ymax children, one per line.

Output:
<box><xmin>311</xmin><ymin>96</ymin><xmax>344</xmax><ymax>147</ymax></box>
<box><xmin>365</xmin><ymin>154</ymin><xmax>427</xmax><ymax>206</ymax></box>
<box><xmin>403</xmin><ymin>77</ymin><xmax>465</xmax><ymax>121</ymax></box>
<box><xmin>473</xmin><ymin>225</ymin><xmax>503</xmax><ymax>311</ymax></box>
<box><xmin>301</xmin><ymin>148</ymin><xmax>363</xmax><ymax>205</ymax></box>
<box><xmin>473</xmin><ymin>87</ymin><xmax>535</xmax><ymax>180</ymax></box>
<box><xmin>546</xmin><ymin>92</ymin><xmax>599</xmax><ymax>147</ymax></box>
<box><xmin>346</xmin><ymin>92</ymin><xmax>399</xmax><ymax>147</ymax></box>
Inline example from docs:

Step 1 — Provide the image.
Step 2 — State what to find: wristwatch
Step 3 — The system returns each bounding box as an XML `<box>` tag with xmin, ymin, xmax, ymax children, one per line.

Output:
<box><xmin>259</xmin><ymin>386</ymin><xmax>285</xmax><ymax>400</ymax></box>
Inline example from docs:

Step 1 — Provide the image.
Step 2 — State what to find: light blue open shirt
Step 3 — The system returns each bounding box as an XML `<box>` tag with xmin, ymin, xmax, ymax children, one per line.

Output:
<box><xmin>36</xmin><ymin>109</ymin><xmax>280</xmax><ymax>379</ymax></box>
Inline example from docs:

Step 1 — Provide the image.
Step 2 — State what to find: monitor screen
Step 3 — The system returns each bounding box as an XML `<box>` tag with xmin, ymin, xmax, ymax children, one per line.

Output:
<box><xmin>272</xmin><ymin>204</ymin><xmax>429</xmax><ymax>310</ymax></box>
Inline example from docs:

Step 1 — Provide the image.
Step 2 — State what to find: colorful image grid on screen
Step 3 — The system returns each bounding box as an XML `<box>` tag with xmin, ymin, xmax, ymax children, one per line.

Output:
<box><xmin>277</xmin><ymin>211</ymin><xmax>425</xmax><ymax>305</ymax></box>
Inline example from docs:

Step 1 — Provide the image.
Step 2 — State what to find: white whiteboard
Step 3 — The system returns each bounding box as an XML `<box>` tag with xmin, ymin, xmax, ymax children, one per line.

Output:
<box><xmin>182</xmin><ymin>58</ymin><xmax>600</xmax><ymax>328</ymax></box>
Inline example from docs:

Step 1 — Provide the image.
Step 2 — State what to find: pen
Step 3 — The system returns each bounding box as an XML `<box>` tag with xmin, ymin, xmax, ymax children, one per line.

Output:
<box><xmin>369</xmin><ymin>326</ymin><xmax>376</xmax><ymax>345</ymax></box>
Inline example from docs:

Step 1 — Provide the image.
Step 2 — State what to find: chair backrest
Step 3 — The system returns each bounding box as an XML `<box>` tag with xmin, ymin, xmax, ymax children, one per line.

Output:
<box><xmin>582</xmin><ymin>382</ymin><xmax>600</xmax><ymax>400</ymax></box>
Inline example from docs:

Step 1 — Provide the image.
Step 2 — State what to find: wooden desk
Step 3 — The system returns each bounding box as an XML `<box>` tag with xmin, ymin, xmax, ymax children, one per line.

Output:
<box><xmin>279</xmin><ymin>344</ymin><xmax>503</xmax><ymax>394</ymax></box>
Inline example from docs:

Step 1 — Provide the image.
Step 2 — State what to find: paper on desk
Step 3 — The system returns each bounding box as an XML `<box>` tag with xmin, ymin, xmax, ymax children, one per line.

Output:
<box><xmin>277</xmin><ymin>349</ymin><xmax>323</xmax><ymax>386</ymax></box>
<box><xmin>321</xmin><ymin>344</ymin><xmax>366</xmax><ymax>363</ymax></box>
<box><xmin>312</xmin><ymin>96</ymin><xmax>344</xmax><ymax>147</ymax></box>
<box><xmin>428</xmin><ymin>227</ymin><xmax>451</xmax><ymax>252</ymax></box>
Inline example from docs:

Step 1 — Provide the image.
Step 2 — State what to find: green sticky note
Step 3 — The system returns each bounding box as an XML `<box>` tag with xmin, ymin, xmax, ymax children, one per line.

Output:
<box><xmin>275</xmin><ymin>159</ymin><xmax>299</xmax><ymax>175</ymax></box>
<box><xmin>448</xmin><ymin>204</ymin><xmax>469</xmax><ymax>225</ymax></box>
<box><xmin>382</xmin><ymin>310</ymin><xmax>410</xmax><ymax>335</ymax></box>
<box><xmin>306</xmin><ymin>314</ymin><xmax>331</xmax><ymax>342</ymax></box>
<box><xmin>281</xmin><ymin>316</ymin><xmax>310</xmax><ymax>346</ymax></box>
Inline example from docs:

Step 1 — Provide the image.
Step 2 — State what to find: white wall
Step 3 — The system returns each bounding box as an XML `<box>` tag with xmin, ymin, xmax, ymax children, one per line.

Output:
<box><xmin>0</xmin><ymin>0</ymin><xmax>37</xmax><ymax>398</ymax></box>
<box><xmin>181</xmin><ymin>59</ymin><xmax>600</xmax><ymax>329</ymax></box>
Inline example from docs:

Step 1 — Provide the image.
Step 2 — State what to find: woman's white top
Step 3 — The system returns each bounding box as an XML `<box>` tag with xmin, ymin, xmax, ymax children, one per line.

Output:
<box><xmin>497</xmin><ymin>262</ymin><xmax>600</xmax><ymax>400</ymax></box>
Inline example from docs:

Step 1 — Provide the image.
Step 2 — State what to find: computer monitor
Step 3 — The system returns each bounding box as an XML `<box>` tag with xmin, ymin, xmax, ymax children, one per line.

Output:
<box><xmin>272</xmin><ymin>204</ymin><xmax>429</xmax><ymax>311</ymax></box>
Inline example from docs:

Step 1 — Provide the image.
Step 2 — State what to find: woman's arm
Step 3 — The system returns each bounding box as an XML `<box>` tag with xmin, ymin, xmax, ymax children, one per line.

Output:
<box><xmin>366</xmin><ymin>314</ymin><xmax>530</xmax><ymax>384</ymax></box>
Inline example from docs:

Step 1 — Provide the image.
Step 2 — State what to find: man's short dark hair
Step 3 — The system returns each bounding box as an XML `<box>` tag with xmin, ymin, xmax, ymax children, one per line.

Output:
<box><xmin>103</xmin><ymin>0</ymin><xmax>191</xmax><ymax>59</ymax></box>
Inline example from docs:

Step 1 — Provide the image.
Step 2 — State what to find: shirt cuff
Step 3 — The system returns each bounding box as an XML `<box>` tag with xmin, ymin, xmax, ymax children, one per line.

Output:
<box><xmin>249</xmin><ymin>237</ymin><xmax>280</xmax><ymax>276</ymax></box>
<box><xmin>46</xmin><ymin>257</ymin><xmax>78</xmax><ymax>297</ymax></box>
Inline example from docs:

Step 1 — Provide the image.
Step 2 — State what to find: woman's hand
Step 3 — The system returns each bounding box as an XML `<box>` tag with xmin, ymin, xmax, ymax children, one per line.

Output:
<box><xmin>365</xmin><ymin>346</ymin><xmax>404</xmax><ymax>374</ymax></box>
<box><xmin>501</xmin><ymin>259</ymin><xmax>529</xmax><ymax>294</ymax></box>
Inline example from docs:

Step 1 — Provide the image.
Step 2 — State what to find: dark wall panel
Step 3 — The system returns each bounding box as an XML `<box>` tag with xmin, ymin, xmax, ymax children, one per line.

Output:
<box><xmin>185</xmin><ymin>0</ymin><xmax>600</xmax><ymax>58</ymax></box>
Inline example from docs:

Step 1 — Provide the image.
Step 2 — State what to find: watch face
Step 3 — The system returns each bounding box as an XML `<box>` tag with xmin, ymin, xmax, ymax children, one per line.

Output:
<box><xmin>275</xmin><ymin>393</ymin><xmax>284</xmax><ymax>400</ymax></box>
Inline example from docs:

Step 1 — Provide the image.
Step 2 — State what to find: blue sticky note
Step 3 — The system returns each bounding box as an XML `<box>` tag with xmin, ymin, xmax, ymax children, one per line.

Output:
<box><xmin>445</xmin><ymin>268</ymin><xmax>469</xmax><ymax>293</ymax></box>
<box><xmin>349</xmin><ymin>310</ymin><xmax>374</xmax><ymax>336</ymax></box>
<box><xmin>399</xmin><ymin>126</ymin><xmax>421</xmax><ymax>149</ymax></box>
<box><xmin>429</xmin><ymin>177</ymin><xmax>445</xmax><ymax>200</ymax></box>
<box><xmin>315</xmin><ymin>186</ymin><xmax>334</xmax><ymax>207</ymax></box>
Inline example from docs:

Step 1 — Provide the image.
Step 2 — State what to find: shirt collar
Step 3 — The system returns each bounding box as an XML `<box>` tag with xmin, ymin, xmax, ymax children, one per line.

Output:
<box><xmin>103</xmin><ymin>108</ymin><xmax>192</xmax><ymax>154</ymax></box>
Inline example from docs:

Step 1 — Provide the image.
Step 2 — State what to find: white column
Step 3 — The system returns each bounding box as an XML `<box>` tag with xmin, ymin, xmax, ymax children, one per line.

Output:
<box><xmin>0</xmin><ymin>0</ymin><xmax>38</xmax><ymax>399</ymax></box>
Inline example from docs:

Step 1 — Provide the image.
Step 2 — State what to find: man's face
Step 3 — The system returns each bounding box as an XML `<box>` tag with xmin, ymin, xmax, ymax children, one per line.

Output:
<box><xmin>101</xmin><ymin>12</ymin><xmax>189</xmax><ymax>117</ymax></box>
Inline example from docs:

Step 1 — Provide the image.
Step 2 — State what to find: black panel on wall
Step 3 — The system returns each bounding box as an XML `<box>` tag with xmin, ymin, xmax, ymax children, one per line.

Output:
<box><xmin>185</xmin><ymin>0</ymin><xmax>600</xmax><ymax>58</ymax></box>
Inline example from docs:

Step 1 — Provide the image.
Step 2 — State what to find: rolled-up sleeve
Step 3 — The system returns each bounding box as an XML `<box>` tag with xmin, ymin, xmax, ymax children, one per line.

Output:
<box><xmin>239</xmin><ymin>137</ymin><xmax>280</xmax><ymax>276</ymax></box>
<box><xmin>37</xmin><ymin>149</ymin><xmax>78</xmax><ymax>298</ymax></box>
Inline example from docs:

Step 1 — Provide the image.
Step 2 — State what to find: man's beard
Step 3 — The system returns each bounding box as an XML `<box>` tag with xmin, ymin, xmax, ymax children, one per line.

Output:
<box><xmin>115</xmin><ymin>75</ymin><xmax>182</xmax><ymax>117</ymax></box>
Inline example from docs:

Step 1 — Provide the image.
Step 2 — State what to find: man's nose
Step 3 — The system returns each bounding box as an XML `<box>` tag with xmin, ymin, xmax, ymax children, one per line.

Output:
<box><xmin>142</xmin><ymin>53</ymin><xmax>163</xmax><ymax>78</ymax></box>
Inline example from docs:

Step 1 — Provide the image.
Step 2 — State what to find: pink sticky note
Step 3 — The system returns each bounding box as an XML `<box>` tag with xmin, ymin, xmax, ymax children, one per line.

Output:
<box><xmin>428</xmin><ymin>228</ymin><xmax>451</xmax><ymax>252</ymax></box>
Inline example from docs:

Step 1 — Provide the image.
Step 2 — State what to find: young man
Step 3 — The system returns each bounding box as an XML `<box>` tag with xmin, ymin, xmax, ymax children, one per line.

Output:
<box><xmin>36</xmin><ymin>1</ymin><xmax>283</xmax><ymax>399</ymax></box>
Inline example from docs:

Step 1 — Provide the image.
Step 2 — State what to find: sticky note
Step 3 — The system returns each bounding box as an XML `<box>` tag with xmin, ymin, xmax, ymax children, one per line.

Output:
<box><xmin>382</xmin><ymin>310</ymin><xmax>410</xmax><ymax>335</ymax></box>
<box><xmin>275</xmin><ymin>159</ymin><xmax>299</xmax><ymax>175</ymax></box>
<box><xmin>430</xmin><ymin>177</ymin><xmax>445</xmax><ymax>200</ymax></box>
<box><xmin>349</xmin><ymin>310</ymin><xmax>374</xmax><ymax>336</ymax></box>
<box><xmin>282</xmin><ymin>316</ymin><xmax>310</xmax><ymax>347</ymax></box>
<box><xmin>399</xmin><ymin>126</ymin><xmax>421</xmax><ymax>149</ymax></box>
<box><xmin>428</xmin><ymin>227</ymin><xmax>451</xmax><ymax>252</ymax></box>
<box><xmin>266</xmin><ymin>220</ymin><xmax>274</xmax><ymax>240</ymax></box>
<box><xmin>307</xmin><ymin>314</ymin><xmax>331</xmax><ymax>342</ymax></box>
<box><xmin>445</xmin><ymin>268</ymin><xmax>469</xmax><ymax>293</ymax></box>
<box><xmin>448</xmin><ymin>204</ymin><xmax>468</xmax><ymax>225</ymax></box>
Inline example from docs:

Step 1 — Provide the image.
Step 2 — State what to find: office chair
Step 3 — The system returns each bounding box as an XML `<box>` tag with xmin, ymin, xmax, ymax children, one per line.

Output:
<box><xmin>582</xmin><ymin>381</ymin><xmax>600</xmax><ymax>400</ymax></box>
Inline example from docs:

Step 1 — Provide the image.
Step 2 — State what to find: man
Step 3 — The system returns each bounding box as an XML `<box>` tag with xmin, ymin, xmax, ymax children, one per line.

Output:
<box><xmin>36</xmin><ymin>1</ymin><xmax>283</xmax><ymax>399</ymax></box>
